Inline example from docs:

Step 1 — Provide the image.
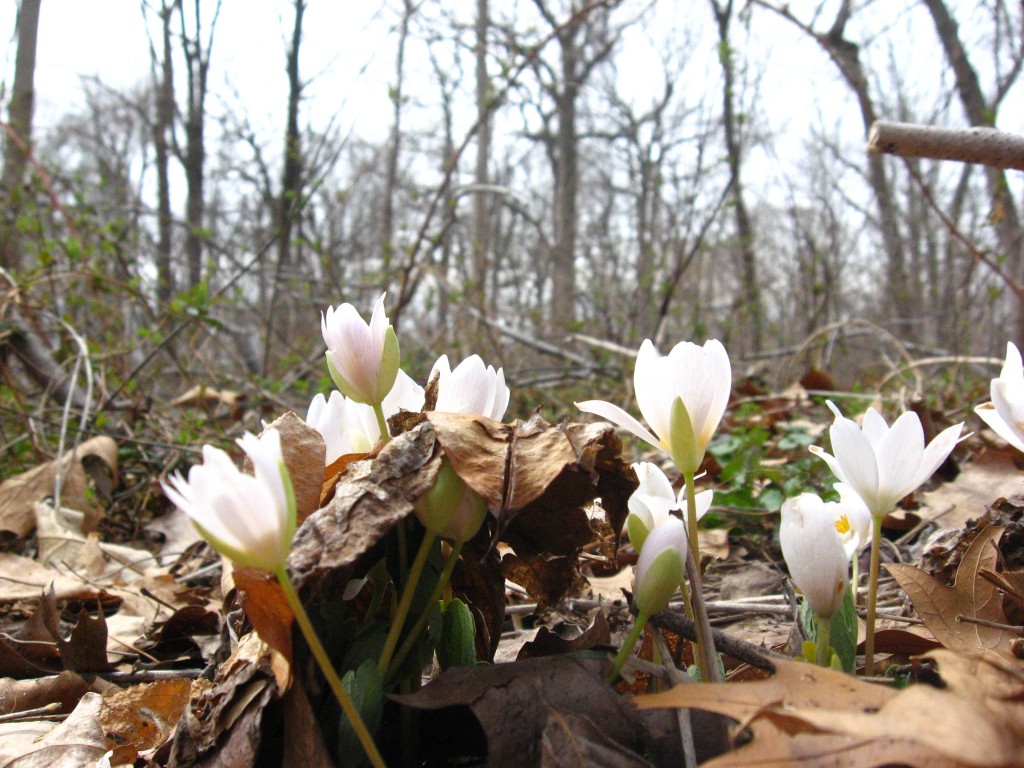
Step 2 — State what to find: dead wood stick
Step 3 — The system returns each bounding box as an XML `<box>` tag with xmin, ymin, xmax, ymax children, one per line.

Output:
<box><xmin>641</xmin><ymin>606</ymin><xmax>782</xmax><ymax>674</ymax></box>
<box><xmin>868</xmin><ymin>120</ymin><xmax>1024</xmax><ymax>172</ymax></box>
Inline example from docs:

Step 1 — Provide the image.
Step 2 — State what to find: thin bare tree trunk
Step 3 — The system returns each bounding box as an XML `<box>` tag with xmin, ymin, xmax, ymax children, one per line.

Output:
<box><xmin>381</xmin><ymin>0</ymin><xmax>414</xmax><ymax>275</ymax></box>
<box><xmin>470</xmin><ymin>0</ymin><xmax>491</xmax><ymax>324</ymax></box>
<box><xmin>711</xmin><ymin>0</ymin><xmax>763</xmax><ymax>353</ymax></box>
<box><xmin>179</xmin><ymin>0</ymin><xmax>219</xmax><ymax>290</ymax></box>
<box><xmin>150</xmin><ymin>0</ymin><xmax>176</xmax><ymax>306</ymax></box>
<box><xmin>0</xmin><ymin>0</ymin><xmax>41</xmax><ymax>272</ymax></box>
<box><xmin>920</xmin><ymin>0</ymin><xmax>1024</xmax><ymax>341</ymax></box>
<box><xmin>262</xmin><ymin>0</ymin><xmax>305</xmax><ymax>374</ymax></box>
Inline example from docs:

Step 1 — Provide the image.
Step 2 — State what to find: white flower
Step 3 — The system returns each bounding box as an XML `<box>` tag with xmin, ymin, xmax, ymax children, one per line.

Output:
<box><xmin>975</xmin><ymin>342</ymin><xmax>1024</xmax><ymax>453</ymax></box>
<box><xmin>306</xmin><ymin>371</ymin><xmax>426</xmax><ymax>464</ymax></box>
<box><xmin>430</xmin><ymin>354</ymin><xmax>510</xmax><ymax>420</ymax></box>
<box><xmin>626</xmin><ymin>462</ymin><xmax>712</xmax><ymax>551</ymax></box>
<box><xmin>161</xmin><ymin>429</ymin><xmax>296</xmax><ymax>573</ymax></box>
<box><xmin>577</xmin><ymin>339</ymin><xmax>731</xmax><ymax>474</ymax></box>
<box><xmin>833</xmin><ymin>482</ymin><xmax>872</xmax><ymax>557</ymax></box>
<box><xmin>322</xmin><ymin>293</ymin><xmax>400</xmax><ymax>406</ymax></box>
<box><xmin>780</xmin><ymin>493</ymin><xmax>850</xmax><ymax>619</ymax></box>
<box><xmin>809</xmin><ymin>400</ymin><xmax>963</xmax><ymax>518</ymax></box>
<box><xmin>633</xmin><ymin>516</ymin><xmax>687</xmax><ymax>617</ymax></box>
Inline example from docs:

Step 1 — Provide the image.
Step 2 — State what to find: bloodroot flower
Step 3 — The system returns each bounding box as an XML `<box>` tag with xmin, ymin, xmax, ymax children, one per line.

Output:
<box><xmin>161</xmin><ymin>429</ymin><xmax>296</xmax><ymax>573</ymax></box>
<box><xmin>577</xmin><ymin>339</ymin><xmax>731</xmax><ymax>475</ymax></box>
<box><xmin>976</xmin><ymin>342</ymin><xmax>1024</xmax><ymax>453</ymax></box>
<box><xmin>322</xmin><ymin>294</ymin><xmax>400</xmax><ymax>407</ymax></box>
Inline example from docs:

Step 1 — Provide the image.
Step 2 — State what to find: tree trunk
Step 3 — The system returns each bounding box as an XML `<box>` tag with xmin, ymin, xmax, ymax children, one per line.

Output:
<box><xmin>262</xmin><ymin>0</ymin><xmax>305</xmax><ymax>374</ymax></box>
<box><xmin>381</xmin><ymin>0</ymin><xmax>414</xmax><ymax>275</ymax></box>
<box><xmin>921</xmin><ymin>0</ymin><xmax>1024</xmax><ymax>341</ymax></box>
<box><xmin>0</xmin><ymin>0</ymin><xmax>41</xmax><ymax>272</ymax></box>
<box><xmin>179</xmin><ymin>0</ymin><xmax>219</xmax><ymax>290</ymax></box>
<box><xmin>151</xmin><ymin>0</ymin><xmax>175</xmax><ymax>306</ymax></box>
<box><xmin>712</xmin><ymin>0</ymin><xmax>763</xmax><ymax>353</ymax></box>
<box><xmin>551</xmin><ymin>24</ymin><xmax>580</xmax><ymax>335</ymax></box>
<box><xmin>470</xmin><ymin>0</ymin><xmax>491</xmax><ymax>323</ymax></box>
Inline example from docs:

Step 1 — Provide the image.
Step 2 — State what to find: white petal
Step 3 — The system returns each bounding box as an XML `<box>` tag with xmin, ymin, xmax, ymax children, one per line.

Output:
<box><xmin>874</xmin><ymin>411</ymin><xmax>925</xmax><ymax>505</ymax></box>
<box><xmin>576</xmin><ymin>399</ymin><xmax>664</xmax><ymax>453</ymax></box>
<box><xmin>861</xmin><ymin>408</ymin><xmax>890</xmax><ymax>450</ymax></box>
<box><xmin>827</xmin><ymin>416</ymin><xmax>882</xmax><ymax>514</ymax></box>
<box><xmin>977</xmin><ymin>402</ymin><xmax>1024</xmax><ymax>452</ymax></box>
<box><xmin>780</xmin><ymin>494</ymin><xmax>849</xmax><ymax>618</ymax></box>
<box><xmin>1001</xmin><ymin>342</ymin><xmax>1024</xmax><ymax>389</ymax></box>
<box><xmin>911</xmin><ymin>421</ymin><xmax>964</xmax><ymax>491</ymax></box>
<box><xmin>634</xmin><ymin>340</ymin><xmax>671</xmax><ymax>441</ymax></box>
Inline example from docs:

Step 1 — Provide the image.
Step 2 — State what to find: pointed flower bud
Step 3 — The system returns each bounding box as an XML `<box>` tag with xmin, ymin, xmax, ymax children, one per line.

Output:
<box><xmin>415</xmin><ymin>460</ymin><xmax>488</xmax><ymax>543</ymax></box>
<box><xmin>975</xmin><ymin>342</ymin><xmax>1024</xmax><ymax>453</ymax></box>
<box><xmin>322</xmin><ymin>293</ymin><xmax>400</xmax><ymax>406</ymax></box>
<box><xmin>626</xmin><ymin>462</ymin><xmax>712</xmax><ymax>551</ymax></box>
<box><xmin>577</xmin><ymin>339</ymin><xmax>731</xmax><ymax>474</ymax></box>
<box><xmin>634</xmin><ymin>516</ymin><xmax>687</xmax><ymax>616</ymax></box>
<box><xmin>780</xmin><ymin>493</ymin><xmax>849</xmax><ymax>619</ymax></box>
<box><xmin>161</xmin><ymin>429</ymin><xmax>296</xmax><ymax>573</ymax></box>
<box><xmin>430</xmin><ymin>354</ymin><xmax>510</xmax><ymax>420</ymax></box>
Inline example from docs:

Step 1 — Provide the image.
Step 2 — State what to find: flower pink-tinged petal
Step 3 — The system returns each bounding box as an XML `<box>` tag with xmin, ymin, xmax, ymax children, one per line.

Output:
<box><xmin>576</xmin><ymin>399</ymin><xmax>663</xmax><ymax>451</ymax></box>
<box><xmin>780</xmin><ymin>494</ymin><xmax>849</xmax><ymax>618</ymax></box>
<box><xmin>322</xmin><ymin>293</ymin><xmax>397</xmax><ymax>405</ymax></box>
<box><xmin>161</xmin><ymin>431</ymin><xmax>294</xmax><ymax>572</ymax></box>
<box><xmin>875</xmin><ymin>411</ymin><xmax>926</xmax><ymax>506</ymax></box>
<box><xmin>827</xmin><ymin>414</ymin><xmax>881</xmax><ymax>514</ymax></box>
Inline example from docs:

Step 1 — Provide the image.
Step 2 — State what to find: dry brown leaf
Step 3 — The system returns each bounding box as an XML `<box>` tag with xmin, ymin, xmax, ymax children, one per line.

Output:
<box><xmin>100</xmin><ymin>678</ymin><xmax>192</xmax><ymax>763</ymax></box>
<box><xmin>633</xmin><ymin>656</ymin><xmax>896</xmax><ymax>724</ymax></box>
<box><xmin>281</xmin><ymin>677</ymin><xmax>334</xmax><ymax>768</ymax></box>
<box><xmin>229</xmin><ymin>562</ymin><xmax>293</xmax><ymax>690</ymax></box>
<box><xmin>919</xmin><ymin>448</ymin><xmax>1024</xmax><ymax>529</ymax></box>
<box><xmin>0</xmin><ymin>691</ymin><xmax>110</xmax><ymax>767</ymax></box>
<box><xmin>887</xmin><ymin>525</ymin><xmax>1015</xmax><ymax>656</ymax></box>
<box><xmin>785</xmin><ymin>662</ymin><xmax>1024</xmax><ymax>766</ymax></box>
<box><xmin>702</xmin><ymin>716</ymin><xmax>967</xmax><ymax>768</ymax></box>
<box><xmin>541</xmin><ymin>710</ymin><xmax>652</xmax><ymax>768</ymax></box>
<box><xmin>258</xmin><ymin>411</ymin><xmax>325</xmax><ymax>525</ymax></box>
<box><xmin>0</xmin><ymin>435</ymin><xmax>117</xmax><ymax>536</ymax></box>
<box><xmin>170</xmin><ymin>383</ymin><xmax>245</xmax><ymax>418</ymax></box>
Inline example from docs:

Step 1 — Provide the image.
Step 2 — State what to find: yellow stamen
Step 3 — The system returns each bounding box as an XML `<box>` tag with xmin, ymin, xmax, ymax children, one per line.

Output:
<box><xmin>834</xmin><ymin>514</ymin><xmax>851</xmax><ymax>535</ymax></box>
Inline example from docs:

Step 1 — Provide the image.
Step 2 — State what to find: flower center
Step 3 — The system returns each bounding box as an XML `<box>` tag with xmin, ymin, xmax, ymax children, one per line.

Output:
<box><xmin>834</xmin><ymin>514</ymin><xmax>851</xmax><ymax>536</ymax></box>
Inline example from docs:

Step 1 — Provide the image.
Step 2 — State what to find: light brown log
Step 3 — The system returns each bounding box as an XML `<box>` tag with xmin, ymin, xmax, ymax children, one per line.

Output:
<box><xmin>868</xmin><ymin>120</ymin><xmax>1024</xmax><ymax>172</ymax></box>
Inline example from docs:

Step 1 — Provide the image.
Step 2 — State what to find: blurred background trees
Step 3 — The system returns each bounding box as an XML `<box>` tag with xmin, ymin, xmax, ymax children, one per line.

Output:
<box><xmin>1</xmin><ymin>0</ymin><xmax>1021</xmax><ymax>436</ymax></box>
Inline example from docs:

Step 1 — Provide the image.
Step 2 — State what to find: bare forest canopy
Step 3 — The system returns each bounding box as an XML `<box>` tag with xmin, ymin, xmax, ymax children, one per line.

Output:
<box><xmin>2</xmin><ymin>0</ymin><xmax>1024</xmax><ymax>412</ymax></box>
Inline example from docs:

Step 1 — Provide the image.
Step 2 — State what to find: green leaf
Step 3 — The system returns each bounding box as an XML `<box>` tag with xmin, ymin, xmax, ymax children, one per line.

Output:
<box><xmin>437</xmin><ymin>598</ymin><xmax>476</xmax><ymax>670</ymax></box>
<box><xmin>800</xmin><ymin>587</ymin><xmax>856</xmax><ymax>673</ymax></box>
<box><xmin>337</xmin><ymin>660</ymin><xmax>384</xmax><ymax>768</ymax></box>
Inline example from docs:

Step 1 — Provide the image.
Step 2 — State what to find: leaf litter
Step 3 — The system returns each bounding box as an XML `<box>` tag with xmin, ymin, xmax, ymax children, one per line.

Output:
<box><xmin>0</xmin><ymin>384</ymin><xmax>1023</xmax><ymax>765</ymax></box>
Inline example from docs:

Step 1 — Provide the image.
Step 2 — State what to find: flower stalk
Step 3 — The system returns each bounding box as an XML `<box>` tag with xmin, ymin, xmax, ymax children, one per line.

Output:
<box><xmin>276</xmin><ymin>567</ymin><xmax>386</xmax><ymax>768</ymax></box>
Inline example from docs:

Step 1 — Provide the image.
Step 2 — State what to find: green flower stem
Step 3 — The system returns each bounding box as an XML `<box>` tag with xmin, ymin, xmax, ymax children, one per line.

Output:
<box><xmin>682</xmin><ymin>471</ymin><xmax>720</xmax><ymax>683</ymax></box>
<box><xmin>608</xmin><ymin>611</ymin><xmax>649</xmax><ymax>683</ymax></box>
<box><xmin>275</xmin><ymin>567</ymin><xmax>386</xmax><ymax>768</ymax></box>
<box><xmin>815</xmin><ymin>613</ymin><xmax>833</xmax><ymax>667</ymax></box>
<box><xmin>387</xmin><ymin>539</ymin><xmax>466</xmax><ymax>681</ymax></box>
<box><xmin>864</xmin><ymin>514</ymin><xmax>883</xmax><ymax>676</ymax></box>
<box><xmin>379</xmin><ymin>529</ymin><xmax>438</xmax><ymax>675</ymax></box>
<box><xmin>373</xmin><ymin>402</ymin><xmax>390</xmax><ymax>445</ymax></box>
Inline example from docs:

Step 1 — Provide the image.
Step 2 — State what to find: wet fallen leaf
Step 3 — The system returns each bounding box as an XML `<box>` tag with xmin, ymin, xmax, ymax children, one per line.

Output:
<box><xmin>518</xmin><ymin>610</ymin><xmax>612</xmax><ymax>661</ymax></box>
<box><xmin>887</xmin><ymin>525</ymin><xmax>1016</xmax><ymax>656</ymax></box>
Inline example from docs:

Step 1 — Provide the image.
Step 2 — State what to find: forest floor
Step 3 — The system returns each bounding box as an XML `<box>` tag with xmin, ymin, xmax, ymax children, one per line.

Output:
<box><xmin>0</xmin><ymin>376</ymin><xmax>1022</xmax><ymax>767</ymax></box>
